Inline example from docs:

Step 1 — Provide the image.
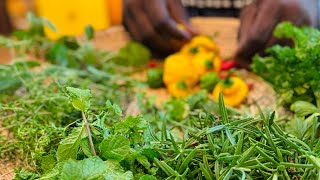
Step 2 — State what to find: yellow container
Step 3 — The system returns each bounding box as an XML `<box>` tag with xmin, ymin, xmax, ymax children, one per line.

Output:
<box><xmin>35</xmin><ymin>0</ymin><xmax>110</xmax><ymax>39</ymax></box>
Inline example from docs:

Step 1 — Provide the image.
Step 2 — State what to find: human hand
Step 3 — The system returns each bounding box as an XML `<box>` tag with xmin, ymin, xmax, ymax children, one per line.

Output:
<box><xmin>235</xmin><ymin>0</ymin><xmax>318</xmax><ymax>68</ymax></box>
<box><xmin>123</xmin><ymin>0</ymin><xmax>197</xmax><ymax>54</ymax></box>
<box><xmin>0</xmin><ymin>0</ymin><xmax>13</xmax><ymax>35</ymax></box>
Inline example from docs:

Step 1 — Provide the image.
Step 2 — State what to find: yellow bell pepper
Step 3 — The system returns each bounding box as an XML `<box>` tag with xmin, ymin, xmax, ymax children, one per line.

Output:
<box><xmin>192</xmin><ymin>52</ymin><xmax>221</xmax><ymax>76</ymax></box>
<box><xmin>213</xmin><ymin>77</ymin><xmax>248</xmax><ymax>107</ymax></box>
<box><xmin>180</xmin><ymin>35</ymin><xmax>220</xmax><ymax>58</ymax></box>
<box><xmin>167</xmin><ymin>81</ymin><xmax>192</xmax><ymax>98</ymax></box>
<box><xmin>163</xmin><ymin>53</ymin><xmax>199</xmax><ymax>88</ymax></box>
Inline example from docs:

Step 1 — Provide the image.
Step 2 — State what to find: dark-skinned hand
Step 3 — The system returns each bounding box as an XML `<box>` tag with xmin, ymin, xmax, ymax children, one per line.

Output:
<box><xmin>235</xmin><ymin>0</ymin><xmax>318</xmax><ymax>68</ymax></box>
<box><xmin>123</xmin><ymin>0</ymin><xmax>197</xmax><ymax>54</ymax></box>
<box><xmin>0</xmin><ymin>0</ymin><xmax>13</xmax><ymax>35</ymax></box>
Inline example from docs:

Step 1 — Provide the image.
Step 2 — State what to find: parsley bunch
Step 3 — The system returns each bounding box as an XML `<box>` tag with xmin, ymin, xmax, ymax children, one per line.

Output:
<box><xmin>252</xmin><ymin>22</ymin><xmax>320</xmax><ymax>107</ymax></box>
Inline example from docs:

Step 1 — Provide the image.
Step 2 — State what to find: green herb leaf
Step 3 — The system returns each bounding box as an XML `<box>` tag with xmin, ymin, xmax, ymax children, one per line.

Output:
<box><xmin>99</xmin><ymin>135</ymin><xmax>130</xmax><ymax>161</ymax></box>
<box><xmin>66</xmin><ymin>87</ymin><xmax>92</xmax><ymax>111</ymax></box>
<box><xmin>103</xmin><ymin>160</ymin><xmax>134</xmax><ymax>180</ymax></box>
<box><xmin>57</xmin><ymin>126</ymin><xmax>86</xmax><ymax>161</ymax></box>
<box><xmin>60</xmin><ymin>157</ymin><xmax>107</xmax><ymax>180</ymax></box>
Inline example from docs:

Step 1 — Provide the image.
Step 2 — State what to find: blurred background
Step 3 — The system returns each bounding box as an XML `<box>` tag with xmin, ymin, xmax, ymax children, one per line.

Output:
<box><xmin>6</xmin><ymin>0</ymin><xmax>122</xmax><ymax>38</ymax></box>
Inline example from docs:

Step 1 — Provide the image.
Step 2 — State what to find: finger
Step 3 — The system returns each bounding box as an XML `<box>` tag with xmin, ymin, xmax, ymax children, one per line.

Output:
<box><xmin>143</xmin><ymin>0</ymin><xmax>191</xmax><ymax>40</ymax></box>
<box><xmin>236</xmin><ymin>0</ymin><xmax>281</xmax><ymax>62</ymax></box>
<box><xmin>128</xmin><ymin>7</ymin><xmax>177</xmax><ymax>53</ymax></box>
<box><xmin>166</xmin><ymin>0</ymin><xmax>199</xmax><ymax>35</ymax></box>
<box><xmin>167</xmin><ymin>0</ymin><xmax>188</xmax><ymax>23</ymax></box>
<box><xmin>123</xmin><ymin>9</ymin><xmax>142</xmax><ymax>41</ymax></box>
<box><xmin>123</xmin><ymin>15</ymin><xmax>143</xmax><ymax>42</ymax></box>
<box><xmin>265</xmin><ymin>6</ymin><xmax>310</xmax><ymax>48</ymax></box>
<box><xmin>237</xmin><ymin>3</ymin><xmax>257</xmax><ymax>43</ymax></box>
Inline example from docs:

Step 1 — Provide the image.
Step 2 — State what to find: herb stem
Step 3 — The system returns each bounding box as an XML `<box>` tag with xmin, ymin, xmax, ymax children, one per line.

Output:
<box><xmin>82</xmin><ymin>111</ymin><xmax>96</xmax><ymax>156</ymax></box>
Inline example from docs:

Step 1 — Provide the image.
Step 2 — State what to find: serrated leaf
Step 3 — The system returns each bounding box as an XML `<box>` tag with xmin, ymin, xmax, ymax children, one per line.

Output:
<box><xmin>105</xmin><ymin>100</ymin><xmax>122</xmax><ymax>117</ymax></box>
<box><xmin>39</xmin><ymin>162</ymin><xmax>65</xmax><ymax>180</ymax></box>
<box><xmin>99</xmin><ymin>135</ymin><xmax>130</xmax><ymax>161</ymax></box>
<box><xmin>57</xmin><ymin>126</ymin><xmax>86</xmax><ymax>161</ymax></box>
<box><xmin>103</xmin><ymin>160</ymin><xmax>134</xmax><ymax>180</ymax></box>
<box><xmin>114</xmin><ymin>116</ymin><xmax>147</xmax><ymax>134</ymax></box>
<box><xmin>66</xmin><ymin>87</ymin><xmax>92</xmax><ymax>111</ymax></box>
<box><xmin>81</xmin><ymin>138</ymin><xmax>94</xmax><ymax>157</ymax></box>
<box><xmin>60</xmin><ymin>157</ymin><xmax>107</xmax><ymax>180</ymax></box>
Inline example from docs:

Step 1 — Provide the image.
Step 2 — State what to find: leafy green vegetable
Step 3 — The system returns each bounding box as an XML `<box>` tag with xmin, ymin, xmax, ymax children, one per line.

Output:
<box><xmin>66</xmin><ymin>87</ymin><xmax>92</xmax><ymax>111</ymax></box>
<box><xmin>60</xmin><ymin>157</ymin><xmax>107</xmax><ymax>180</ymax></box>
<box><xmin>113</xmin><ymin>42</ymin><xmax>151</xmax><ymax>66</ymax></box>
<box><xmin>252</xmin><ymin>22</ymin><xmax>320</xmax><ymax>107</ymax></box>
<box><xmin>57</xmin><ymin>126</ymin><xmax>86</xmax><ymax>161</ymax></box>
<box><xmin>99</xmin><ymin>135</ymin><xmax>130</xmax><ymax>161</ymax></box>
<box><xmin>103</xmin><ymin>160</ymin><xmax>134</xmax><ymax>180</ymax></box>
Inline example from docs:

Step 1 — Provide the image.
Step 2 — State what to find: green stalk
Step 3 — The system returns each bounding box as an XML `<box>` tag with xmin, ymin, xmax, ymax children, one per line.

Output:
<box><xmin>82</xmin><ymin>111</ymin><xmax>96</xmax><ymax>156</ymax></box>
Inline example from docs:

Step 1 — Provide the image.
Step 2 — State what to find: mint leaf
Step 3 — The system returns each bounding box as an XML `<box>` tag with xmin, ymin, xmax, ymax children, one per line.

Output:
<box><xmin>105</xmin><ymin>100</ymin><xmax>123</xmax><ymax>118</ymax></box>
<box><xmin>114</xmin><ymin>116</ymin><xmax>146</xmax><ymax>134</ymax></box>
<box><xmin>60</xmin><ymin>157</ymin><xmax>106</xmax><ymax>180</ymax></box>
<box><xmin>57</xmin><ymin>126</ymin><xmax>86</xmax><ymax>161</ymax></box>
<box><xmin>103</xmin><ymin>160</ymin><xmax>133</xmax><ymax>180</ymax></box>
<box><xmin>81</xmin><ymin>138</ymin><xmax>94</xmax><ymax>157</ymax></box>
<box><xmin>38</xmin><ymin>162</ymin><xmax>64</xmax><ymax>180</ymax></box>
<box><xmin>66</xmin><ymin>87</ymin><xmax>92</xmax><ymax>111</ymax></box>
<box><xmin>99</xmin><ymin>135</ymin><xmax>130</xmax><ymax>161</ymax></box>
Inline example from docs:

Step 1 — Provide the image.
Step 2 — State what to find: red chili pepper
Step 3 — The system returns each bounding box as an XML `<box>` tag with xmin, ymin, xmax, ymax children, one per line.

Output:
<box><xmin>221</xmin><ymin>60</ymin><xmax>236</xmax><ymax>71</ymax></box>
<box><xmin>148</xmin><ymin>60</ymin><xmax>157</xmax><ymax>68</ymax></box>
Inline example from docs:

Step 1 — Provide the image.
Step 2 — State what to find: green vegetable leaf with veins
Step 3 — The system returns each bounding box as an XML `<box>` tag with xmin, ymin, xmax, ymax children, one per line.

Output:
<box><xmin>60</xmin><ymin>157</ymin><xmax>107</xmax><ymax>180</ymax></box>
<box><xmin>57</xmin><ymin>125</ymin><xmax>87</xmax><ymax>161</ymax></box>
<box><xmin>103</xmin><ymin>160</ymin><xmax>134</xmax><ymax>180</ymax></box>
<box><xmin>66</xmin><ymin>87</ymin><xmax>92</xmax><ymax>111</ymax></box>
<box><xmin>99</xmin><ymin>135</ymin><xmax>130</xmax><ymax>161</ymax></box>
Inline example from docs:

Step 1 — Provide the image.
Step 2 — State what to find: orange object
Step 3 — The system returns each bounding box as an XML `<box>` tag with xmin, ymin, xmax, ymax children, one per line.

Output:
<box><xmin>107</xmin><ymin>0</ymin><xmax>123</xmax><ymax>25</ymax></box>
